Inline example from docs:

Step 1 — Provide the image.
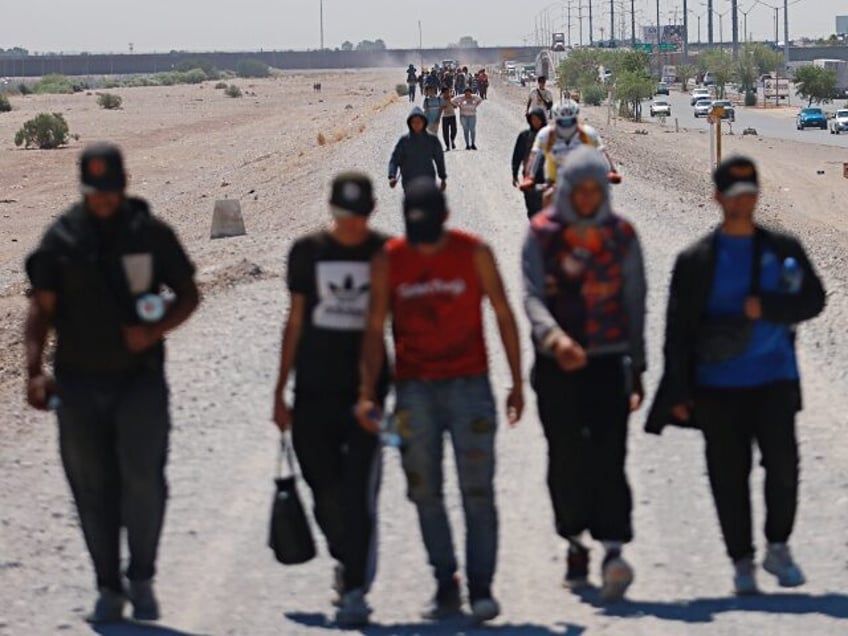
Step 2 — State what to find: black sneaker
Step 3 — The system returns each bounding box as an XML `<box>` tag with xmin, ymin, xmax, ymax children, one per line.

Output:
<box><xmin>421</xmin><ymin>576</ymin><xmax>462</xmax><ymax>620</ymax></box>
<box><xmin>564</xmin><ymin>545</ymin><xmax>590</xmax><ymax>589</ymax></box>
<box><xmin>471</xmin><ymin>144</ymin><xmax>478</xmax><ymax>150</ymax></box>
<box><xmin>445</xmin><ymin>146</ymin><xmax>451</xmax><ymax>152</ymax></box>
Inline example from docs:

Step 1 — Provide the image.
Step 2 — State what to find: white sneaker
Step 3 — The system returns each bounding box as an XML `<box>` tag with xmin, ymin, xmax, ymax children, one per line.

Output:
<box><xmin>470</xmin><ymin>597</ymin><xmax>500</xmax><ymax>623</ymax></box>
<box><xmin>600</xmin><ymin>554</ymin><xmax>634</xmax><ymax>603</ymax></box>
<box><xmin>335</xmin><ymin>589</ymin><xmax>371</xmax><ymax>628</ymax></box>
<box><xmin>734</xmin><ymin>558</ymin><xmax>760</xmax><ymax>595</ymax></box>
<box><xmin>763</xmin><ymin>544</ymin><xmax>806</xmax><ymax>588</ymax></box>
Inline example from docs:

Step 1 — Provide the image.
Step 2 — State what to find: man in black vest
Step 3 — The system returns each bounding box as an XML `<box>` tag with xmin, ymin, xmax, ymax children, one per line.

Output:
<box><xmin>647</xmin><ymin>156</ymin><xmax>826</xmax><ymax>595</ymax></box>
<box><xmin>24</xmin><ymin>143</ymin><xmax>200</xmax><ymax>624</ymax></box>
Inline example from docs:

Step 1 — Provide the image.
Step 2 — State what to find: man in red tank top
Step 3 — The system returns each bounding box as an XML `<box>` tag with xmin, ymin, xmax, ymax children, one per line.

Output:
<box><xmin>356</xmin><ymin>178</ymin><xmax>524</xmax><ymax>624</ymax></box>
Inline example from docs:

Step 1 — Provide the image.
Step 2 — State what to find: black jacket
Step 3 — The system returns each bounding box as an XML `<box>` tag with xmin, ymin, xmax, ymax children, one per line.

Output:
<box><xmin>388</xmin><ymin>107</ymin><xmax>447</xmax><ymax>185</ymax></box>
<box><xmin>511</xmin><ymin>107</ymin><xmax>548</xmax><ymax>182</ymax></box>
<box><xmin>645</xmin><ymin>226</ymin><xmax>826</xmax><ymax>435</ymax></box>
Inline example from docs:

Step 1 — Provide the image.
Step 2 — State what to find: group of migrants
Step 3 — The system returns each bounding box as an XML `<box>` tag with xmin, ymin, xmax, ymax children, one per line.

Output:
<box><xmin>24</xmin><ymin>67</ymin><xmax>825</xmax><ymax>629</ymax></box>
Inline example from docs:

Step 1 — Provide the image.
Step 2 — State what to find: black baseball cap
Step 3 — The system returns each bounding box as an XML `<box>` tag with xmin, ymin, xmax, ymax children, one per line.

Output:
<box><xmin>79</xmin><ymin>143</ymin><xmax>127</xmax><ymax>194</ymax></box>
<box><xmin>714</xmin><ymin>156</ymin><xmax>759</xmax><ymax>198</ymax></box>
<box><xmin>403</xmin><ymin>178</ymin><xmax>447</xmax><ymax>245</ymax></box>
<box><xmin>329</xmin><ymin>172</ymin><xmax>375</xmax><ymax>217</ymax></box>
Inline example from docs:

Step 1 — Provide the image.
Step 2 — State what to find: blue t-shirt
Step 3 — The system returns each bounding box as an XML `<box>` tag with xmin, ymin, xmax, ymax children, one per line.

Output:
<box><xmin>696</xmin><ymin>235</ymin><xmax>799</xmax><ymax>388</ymax></box>
<box><xmin>423</xmin><ymin>96</ymin><xmax>443</xmax><ymax>125</ymax></box>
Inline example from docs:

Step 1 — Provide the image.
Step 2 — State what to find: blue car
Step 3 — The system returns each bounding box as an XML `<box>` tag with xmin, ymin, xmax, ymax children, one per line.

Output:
<box><xmin>796</xmin><ymin>107</ymin><xmax>828</xmax><ymax>130</ymax></box>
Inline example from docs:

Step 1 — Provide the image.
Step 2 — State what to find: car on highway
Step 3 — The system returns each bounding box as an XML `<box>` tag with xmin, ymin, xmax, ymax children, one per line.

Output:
<box><xmin>656</xmin><ymin>82</ymin><xmax>670</xmax><ymax>95</ymax></box>
<box><xmin>693</xmin><ymin>98</ymin><xmax>713</xmax><ymax>117</ymax></box>
<box><xmin>796</xmin><ymin>107</ymin><xmax>828</xmax><ymax>130</ymax></box>
<box><xmin>690</xmin><ymin>87</ymin><xmax>711</xmax><ymax>105</ymax></box>
<box><xmin>710</xmin><ymin>100</ymin><xmax>736</xmax><ymax>122</ymax></box>
<box><xmin>830</xmin><ymin>109</ymin><xmax>848</xmax><ymax>134</ymax></box>
<box><xmin>650</xmin><ymin>98</ymin><xmax>671</xmax><ymax>117</ymax></box>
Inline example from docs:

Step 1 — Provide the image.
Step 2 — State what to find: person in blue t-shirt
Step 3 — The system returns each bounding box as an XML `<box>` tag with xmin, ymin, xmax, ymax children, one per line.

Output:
<box><xmin>646</xmin><ymin>156</ymin><xmax>826</xmax><ymax>596</ymax></box>
<box><xmin>421</xmin><ymin>85</ymin><xmax>444</xmax><ymax>136</ymax></box>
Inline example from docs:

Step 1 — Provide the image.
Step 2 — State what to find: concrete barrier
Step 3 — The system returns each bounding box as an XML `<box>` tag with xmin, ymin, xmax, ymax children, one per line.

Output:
<box><xmin>210</xmin><ymin>200</ymin><xmax>246</xmax><ymax>239</ymax></box>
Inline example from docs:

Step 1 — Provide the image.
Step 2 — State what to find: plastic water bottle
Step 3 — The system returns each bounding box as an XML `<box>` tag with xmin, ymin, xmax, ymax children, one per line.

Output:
<box><xmin>377</xmin><ymin>412</ymin><xmax>402</xmax><ymax>448</ymax></box>
<box><xmin>781</xmin><ymin>257</ymin><xmax>803</xmax><ymax>294</ymax></box>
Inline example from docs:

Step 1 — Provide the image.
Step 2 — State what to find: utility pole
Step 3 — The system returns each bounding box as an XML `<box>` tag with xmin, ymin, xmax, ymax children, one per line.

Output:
<box><xmin>783</xmin><ymin>0</ymin><xmax>790</xmax><ymax>70</ymax></box>
<box><xmin>683</xmin><ymin>0</ymin><xmax>689</xmax><ymax>61</ymax></box>
<box><xmin>731</xmin><ymin>0</ymin><xmax>739</xmax><ymax>58</ymax></box>
<box><xmin>589</xmin><ymin>0</ymin><xmax>594</xmax><ymax>46</ymax></box>
<box><xmin>708</xmin><ymin>0</ymin><xmax>714</xmax><ymax>44</ymax></box>
<box><xmin>630</xmin><ymin>0</ymin><xmax>636</xmax><ymax>48</ymax></box>
<box><xmin>579</xmin><ymin>3</ymin><xmax>584</xmax><ymax>46</ymax></box>
<box><xmin>610</xmin><ymin>0</ymin><xmax>615</xmax><ymax>46</ymax></box>
<box><xmin>656</xmin><ymin>0</ymin><xmax>661</xmax><ymax>76</ymax></box>
<box><xmin>319</xmin><ymin>0</ymin><xmax>325</xmax><ymax>50</ymax></box>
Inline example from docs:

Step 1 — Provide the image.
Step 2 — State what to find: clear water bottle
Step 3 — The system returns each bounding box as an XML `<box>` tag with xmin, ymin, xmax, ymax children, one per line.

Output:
<box><xmin>781</xmin><ymin>257</ymin><xmax>803</xmax><ymax>294</ymax></box>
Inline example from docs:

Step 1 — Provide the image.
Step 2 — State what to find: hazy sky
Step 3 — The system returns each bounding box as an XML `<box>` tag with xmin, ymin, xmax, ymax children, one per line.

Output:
<box><xmin>0</xmin><ymin>0</ymin><xmax>843</xmax><ymax>53</ymax></box>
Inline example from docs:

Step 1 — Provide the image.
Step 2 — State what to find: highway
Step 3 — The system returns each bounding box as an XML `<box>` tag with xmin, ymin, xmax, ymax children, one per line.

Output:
<box><xmin>648</xmin><ymin>88</ymin><xmax>848</xmax><ymax>150</ymax></box>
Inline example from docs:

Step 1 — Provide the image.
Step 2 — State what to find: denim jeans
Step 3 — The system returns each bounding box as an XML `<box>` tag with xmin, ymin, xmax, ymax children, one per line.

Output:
<box><xmin>56</xmin><ymin>369</ymin><xmax>171</xmax><ymax>593</ymax></box>
<box><xmin>395</xmin><ymin>375</ymin><xmax>498</xmax><ymax>600</ymax></box>
<box><xmin>460</xmin><ymin>115</ymin><xmax>477</xmax><ymax>147</ymax></box>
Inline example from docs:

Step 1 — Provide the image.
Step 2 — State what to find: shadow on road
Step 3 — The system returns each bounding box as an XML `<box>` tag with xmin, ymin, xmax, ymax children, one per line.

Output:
<box><xmin>285</xmin><ymin>611</ymin><xmax>586</xmax><ymax>634</ymax></box>
<box><xmin>574</xmin><ymin>588</ymin><xmax>848</xmax><ymax>623</ymax></box>
<box><xmin>92</xmin><ymin>623</ymin><xmax>211</xmax><ymax>636</ymax></box>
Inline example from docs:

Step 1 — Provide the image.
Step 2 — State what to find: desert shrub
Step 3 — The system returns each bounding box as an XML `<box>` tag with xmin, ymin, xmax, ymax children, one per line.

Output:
<box><xmin>71</xmin><ymin>80</ymin><xmax>90</xmax><ymax>93</ymax></box>
<box><xmin>0</xmin><ymin>94</ymin><xmax>11</xmax><ymax>113</ymax></box>
<box><xmin>176</xmin><ymin>58</ymin><xmax>220</xmax><ymax>80</ymax></box>
<box><xmin>97</xmin><ymin>93</ymin><xmax>123</xmax><ymax>109</ymax></box>
<box><xmin>34</xmin><ymin>74</ymin><xmax>74</xmax><ymax>94</ymax></box>
<box><xmin>214</xmin><ymin>81</ymin><xmax>228</xmax><ymax>89</ymax></box>
<box><xmin>744</xmin><ymin>91</ymin><xmax>757</xmax><ymax>107</ymax></box>
<box><xmin>395</xmin><ymin>83</ymin><xmax>409</xmax><ymax>97</ymax></box>
<box><xmin>14</xmin><ymin>112</ymin><xmax>71</xmax><ymax>149</ymax></box>
<box><xmin>182</xmin><ymin>68</ymin><xmax>208</xmax><ymax>84</ymax></box>
<box><xmin>236</xmin><ymin>59</ymin><xmax>270</xmax><ymax>78</ymax></box>
<box><xmin>17</xmin><ymin>82</ymin><xmax>32</xmax><ymax>95</ymax></box>
<box><xmin>581</xmin><ymin>83</ymin><xmax>607</xmax><ymax>106</ymax></box>
<box><xmin>224</xmin><ymin>84</ymin><xmax>243</xmax><ymax>98</ymax></box>
<box><xmin>101</xmin><ymin>77</ymin><xmax>122</xmax><ymax>89</ymax></box>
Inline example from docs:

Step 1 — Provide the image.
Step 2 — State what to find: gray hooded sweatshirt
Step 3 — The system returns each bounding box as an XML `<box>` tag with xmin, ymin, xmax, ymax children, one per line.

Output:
<box><xmin>388</xmin><ymin>107</ymin><xmax>447</xmax><ymax>187</ymax></box>
<box><xmin>522</xmin><ymin>145</ymin><xmax>647</xmax><ymax>370</ymax></box>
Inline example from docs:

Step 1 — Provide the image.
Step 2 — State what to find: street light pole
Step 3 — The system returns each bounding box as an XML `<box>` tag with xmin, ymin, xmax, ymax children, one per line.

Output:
<box><xmin>610</xmin><ymin>0</ymin><xmax>615</xmax><ymax>46</ymax></box>
<box><xmin>631</xmin><ymin>0</ymin><xmax>636</xmax><ymax>47</ymax></box>
<box><xmin>683</xmin><ymin>0</ymin><xmax>689</xmax><ymax>61</ymax></box>
<box><xmin>320</xmin><ymin>0</ymin><xmax>324</xmax><ymax>50</ymax></box>
<box><xmin>731</xmin><ymin>0</ymin><xmax>738</xmax><ymax>57</ymax></box>
<box><xmin>707</xmin><ymin>0</ymin><xmax>713</xmax><ymax>44</ymax></box>
<box><xmin>783</xmin><ymin>0</ymin><xmax>790</xmax><ymax>69</ymax></box>
<box><xmin>589</xmin><ymin>0</ymin><xmax>594</xmax><ymax>46</ymax></box>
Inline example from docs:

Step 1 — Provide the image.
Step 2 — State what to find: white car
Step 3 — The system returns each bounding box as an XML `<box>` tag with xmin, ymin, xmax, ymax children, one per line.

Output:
<box><xmin>690</xmin><ymin>87</ymin><xmax>711</xmax><ymax>105</ymax></box>
<box><xmin>830</xmin><ymin>109</ymin><xmax>848</xmax><ymax>134</ymax></box>
<box><xmin>650</xmin><ymin>99</ymin><xmax>671</xmax><ymax>117</ymax></box>
<box><xmin>693</xmin><ymin>98</ymin><xmax>712</xmax><ymax>117</ymax></box>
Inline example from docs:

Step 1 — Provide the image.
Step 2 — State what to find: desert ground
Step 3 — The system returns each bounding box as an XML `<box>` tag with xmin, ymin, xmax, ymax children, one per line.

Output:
<box><xmin>1</xmin><ymin>69</ymin><xmax>847</xmax><ymax>635</ymax></box>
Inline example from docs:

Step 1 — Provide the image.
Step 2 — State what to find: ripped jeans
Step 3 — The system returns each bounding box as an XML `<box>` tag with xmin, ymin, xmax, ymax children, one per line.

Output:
<box><xmin>395</xmin><ymin>375</ymin><xmax>498</xmax><ymax>600</ymax></box>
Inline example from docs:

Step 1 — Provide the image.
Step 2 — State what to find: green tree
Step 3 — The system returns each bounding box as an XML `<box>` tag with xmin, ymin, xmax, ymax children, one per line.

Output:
<box><xmin>793</xmin><ymin>65</ymin><xmax>837</xmax><ymax>106</ymax></box>
<box><xmin>236</xmin><ymin>59</ymin><xmax>270</xmax><ymax>78</ymax></box>
<box><xmin>677</xmin><ymin>64</ymin><xmax>698</xmax><ymax>91</ymax></box>
<box><xmin>699</xmin><ymin>49</ymin><xmax>735</xmax><ymax>98</ymax></box>
<box><xmin>615</xmin><ymin>69</ymin><xmax>654</xmax><ymax>121</ymax></box>
<box><xmin>457</xmin><ymin>36</ymin><xmax>479</xmax><ymax>49</ymax></box>
<box><xmin>341</xmin><ymin>41</ymin><xmax>354</xmax><ymax>51</ymax></box>
<box><xmin>735</xmin><ymin>46</ymin><xmax>759</xmax><ymax>94</ymax></box>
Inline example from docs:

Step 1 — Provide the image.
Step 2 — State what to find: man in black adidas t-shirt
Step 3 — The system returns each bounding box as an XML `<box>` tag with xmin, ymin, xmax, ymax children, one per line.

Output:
<box><xmin>272</xmin><ymin>172</ymin><xmax>388</xmax><ymax>627</ymax></box>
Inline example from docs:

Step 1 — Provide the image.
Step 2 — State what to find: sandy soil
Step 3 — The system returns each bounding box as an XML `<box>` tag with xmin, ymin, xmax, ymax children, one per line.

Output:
<box><xmin>1</xmin><ymin>71</ymin><xmax>847</xmax><ymax>635</ymax></box>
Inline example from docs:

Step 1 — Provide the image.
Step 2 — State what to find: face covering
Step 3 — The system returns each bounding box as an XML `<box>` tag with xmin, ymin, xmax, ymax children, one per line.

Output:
<box><xmin>556</xmin><ymin>116</ymin><xmax>578</xmax><ymax>139</ymax></box>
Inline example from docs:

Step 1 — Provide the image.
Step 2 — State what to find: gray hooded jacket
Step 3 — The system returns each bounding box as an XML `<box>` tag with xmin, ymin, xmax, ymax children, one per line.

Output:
<box><xmin>522</xmin><ymin>145</ymin><xmax>647</xmax><ymax>370</ymax></box>
<box><xmin>388</xmin><ymin>107</ymin><xmax>447</xmax><ymax>186</ymax></box>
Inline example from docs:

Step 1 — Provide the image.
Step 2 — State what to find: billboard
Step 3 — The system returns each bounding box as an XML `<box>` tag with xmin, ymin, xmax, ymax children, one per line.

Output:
<box><xmin>642</xmin><ymin>25</ymin><xmax>686</xmax><ymax>45</ymax></box>
<box><xmin>763</xmin><ymin>77</ymin><xmax>790</xmax><ymax>99</ymax></box>
<box><xmin>838</xmin><ymin>16</ymin><xmax>848</xmax><ymax>36</ymax></box>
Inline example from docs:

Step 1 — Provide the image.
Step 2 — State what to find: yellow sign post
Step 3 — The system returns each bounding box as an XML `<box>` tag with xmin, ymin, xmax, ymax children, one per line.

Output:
<box><xmin>712</xmin><ymin>106</ymin><xmax>725</xmax><ymax>165</ymax></box>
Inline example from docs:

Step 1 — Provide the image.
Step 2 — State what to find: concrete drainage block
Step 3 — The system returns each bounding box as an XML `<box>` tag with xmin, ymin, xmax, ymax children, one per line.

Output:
<box><xmin>211</xmin><ymin>199</ymin><xmax>246</xmax><ymax>239</ymax></box>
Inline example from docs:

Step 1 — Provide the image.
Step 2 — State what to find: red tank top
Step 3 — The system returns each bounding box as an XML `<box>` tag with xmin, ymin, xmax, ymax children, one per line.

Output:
<box><xmin>387</xmin><ymin>230</ymin><xmax>488</xmax><ymax>381</ymax></box>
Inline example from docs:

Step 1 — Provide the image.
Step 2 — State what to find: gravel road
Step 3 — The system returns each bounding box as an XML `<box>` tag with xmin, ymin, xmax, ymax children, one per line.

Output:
<box><xmin>1</xmin><ymin>74</ymin><xmax>847</xmax><ymax>636</ymax></box>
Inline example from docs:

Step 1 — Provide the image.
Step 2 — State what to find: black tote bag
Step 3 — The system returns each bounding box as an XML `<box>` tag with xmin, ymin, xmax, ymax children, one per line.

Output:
<box><xmin>268</xmin><ymin>435</ymin><xmax>316</xmax><ymax>565</ymax></box>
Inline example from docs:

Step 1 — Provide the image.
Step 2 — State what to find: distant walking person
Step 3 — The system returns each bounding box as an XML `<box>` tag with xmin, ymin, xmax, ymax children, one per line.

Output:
<box><xmin>440</xmin><ymin>86</ymin><xmax>458</xmax><ymax>152</ymax></box>
<box><xmin>523</xmin><ymin>146</ymin><xmax>647</xmax><ymax>602</ymax></box>
<box><xmin>24</xmin><ymin>143</ymin><xmax>200</xmax><ymax>624</ymax></box>
<box><xmin>422</xmin><ymin>85</ymin><xmax>444</xmax><ymax>136</ymax></box>
<box><xmin>527</xmin><ymin>75</ymin><xmax>555</xmax><ymax>117</ymax></box>
<box><xmin>272</xmin><ymin>173</ymin><xmax>389</xmax><ymax>627</ymax></box>
<box><xmin>406</xmin><ymin>64</ymin><xmax>418</xmax><ymax>102</ymax></box>
<box><xmin>477</xmin><ymin>69</ymin><xmax>490</xmax><ymax>100</ymax></box>
<box><xmin>511</xmin><ymin>106</ymin><xmax>548</xmax><ymax>218</ymax></box>
<box><xmin>388</xmin><ymin>107</ymin><xmax>447</xmax><ymax>192</ymax></box>
<box><xmin>452</xmin><ymin>87</ymin><xmax>483</xmax><ymax>150</ymax></box>
<box><xmin>357</xmin><ymin>179</ymin><xmax>524</xmax><ymax>624</ymax></box>
<box><xmin>646</xmin><ymin>156</ymin><xmax>826</xmax><ymax>595</ymax></box>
